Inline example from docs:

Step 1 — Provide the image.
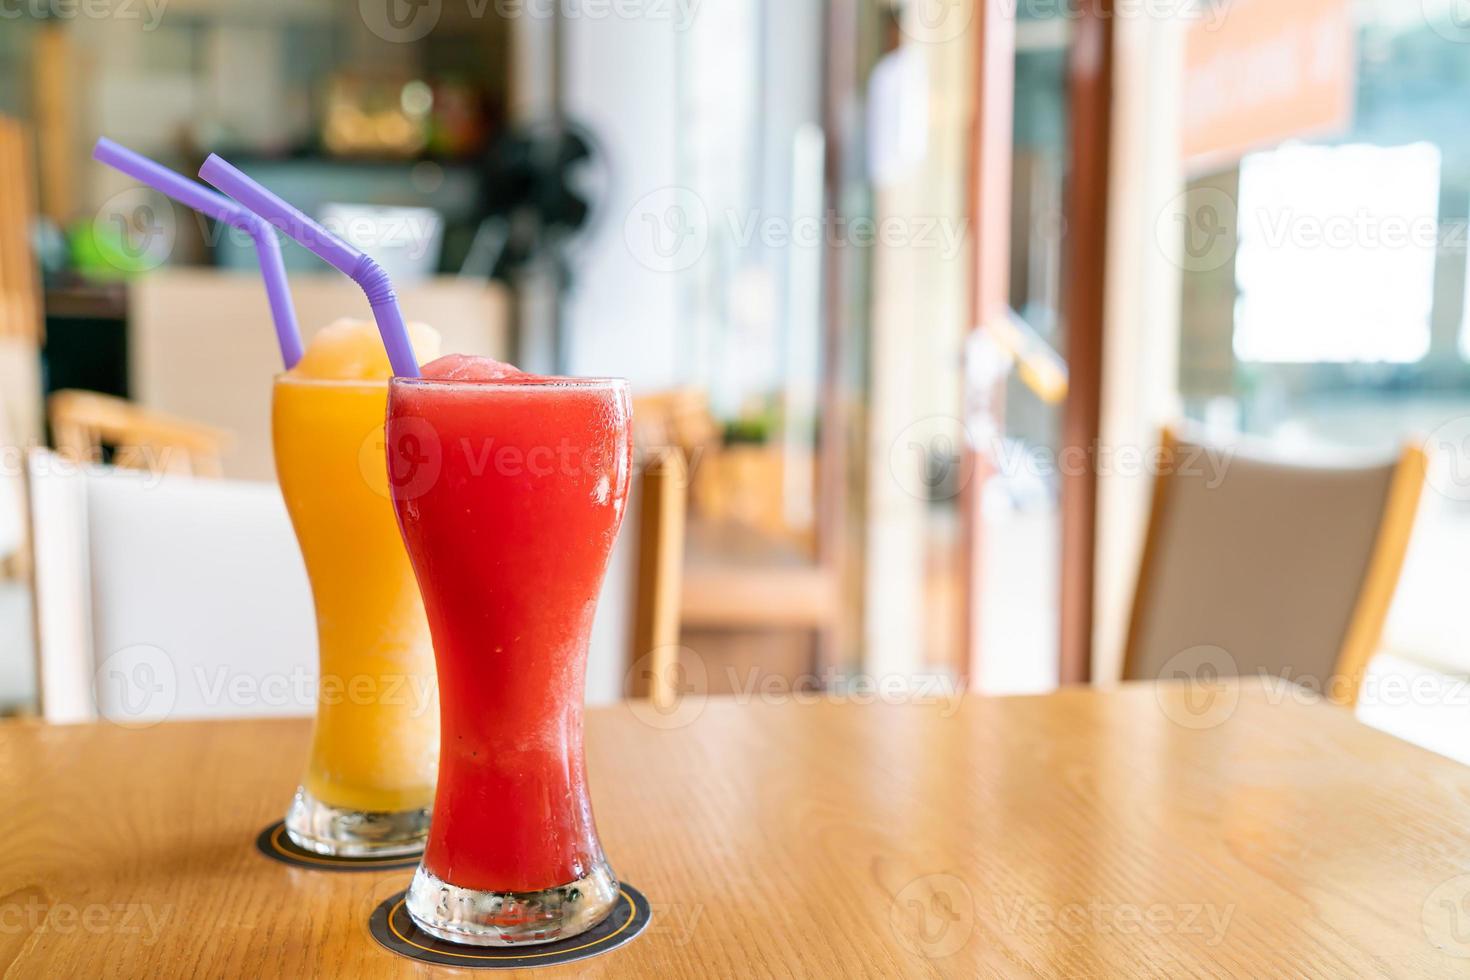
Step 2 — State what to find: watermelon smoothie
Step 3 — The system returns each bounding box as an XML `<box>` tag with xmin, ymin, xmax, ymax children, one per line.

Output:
<box><xmin>388</xmin><ymin>354</ymin><xmax>632</xmax><ymax>946</ymax></box>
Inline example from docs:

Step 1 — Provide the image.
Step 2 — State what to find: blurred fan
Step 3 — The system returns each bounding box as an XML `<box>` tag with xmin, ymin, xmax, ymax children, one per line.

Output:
<box><xmin>460</xmin><ymin>120</ymin><xmax>606</xmax><ymax>286</ymax></box>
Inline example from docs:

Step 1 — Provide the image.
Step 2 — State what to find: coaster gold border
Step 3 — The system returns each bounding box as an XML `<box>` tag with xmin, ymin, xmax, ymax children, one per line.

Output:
<box><xmin>254</xmin><ymin>821</ymin><xmax>422</xmax><ymax>872</ymax></box>
<box><xmin>369</xmin><ymin>882</ymin><xmax>651</xmax><ymax>968</ymax></box>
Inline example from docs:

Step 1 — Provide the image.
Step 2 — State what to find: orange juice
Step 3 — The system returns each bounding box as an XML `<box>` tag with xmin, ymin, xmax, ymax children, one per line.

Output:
<box><xmin>276</xmin><ymin>319</ymin><xmax>440</xmax><ymax>856</ymax></box>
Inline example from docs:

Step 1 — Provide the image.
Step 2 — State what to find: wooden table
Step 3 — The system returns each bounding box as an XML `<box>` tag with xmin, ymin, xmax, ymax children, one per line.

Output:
<box><xmin>3</xmin><ymin>680</ymin><xmax>1469</xmax><ymax>977</ymax></box>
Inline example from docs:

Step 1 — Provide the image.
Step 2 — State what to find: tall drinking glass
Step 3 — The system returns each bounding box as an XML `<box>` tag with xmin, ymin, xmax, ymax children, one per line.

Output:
<box><xmin>274</xmin><ymin>376</ymin><xmax>438</xmax><ymax>855</ymax></box>
<box><xmin>386</xmin><ymin>375</ymin><xmax>632</xmax><ymax>946</ymax></box>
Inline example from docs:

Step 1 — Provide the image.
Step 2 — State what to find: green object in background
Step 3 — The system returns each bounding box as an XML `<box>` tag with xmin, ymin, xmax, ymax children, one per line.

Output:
<box><xmin>724</xmin><ymin>400</ymin><xmax>783</xmax><ymax>445</ymax></box>
<box><xmin>66</xmin><ymin>217</ymin><xmax>162</xmax><ymax>281</ymax></box>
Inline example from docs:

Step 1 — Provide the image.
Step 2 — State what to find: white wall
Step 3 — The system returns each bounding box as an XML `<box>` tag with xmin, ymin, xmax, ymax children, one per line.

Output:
<box><xmin>560</xmin><ymin>11</ymin><xmax>681</xmax><ymax>388</ymax></box>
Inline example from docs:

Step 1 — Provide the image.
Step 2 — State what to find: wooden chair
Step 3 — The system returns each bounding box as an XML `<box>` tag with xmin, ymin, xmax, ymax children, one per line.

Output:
<box><xmin>629</xmin><ymin>388</ymin><xmax>720</xmax><ymax>460</ymax></box>
<box><xmin>625</xmin><ymin>389</ymin><xmax>843</xmax><ymax>701</ymax></box>
<box><xmin>48</xmin><ymin>390</ymin><xmax>232</xmax><ymax>479</ymax></box>
<box><xmin>627</xmin><ymin>447</ymin><xmax>690</xmax><ymax>707</ymax></box>
<box><xmin>1122</xmin><ymin>426</ymin><xmax>1427</xmax><ymax>707</ymax></box>
<box><xmin>626</xmin><ymin>395</ymin><xmax>694</xmax><ymax>707</ymax></box>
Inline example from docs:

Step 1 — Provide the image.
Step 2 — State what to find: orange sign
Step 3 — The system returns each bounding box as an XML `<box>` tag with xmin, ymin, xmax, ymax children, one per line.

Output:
<box><xmin>1183</xmin><ymin>0</ymin><xmax>1356</xmax><ymax>171</ymax></box>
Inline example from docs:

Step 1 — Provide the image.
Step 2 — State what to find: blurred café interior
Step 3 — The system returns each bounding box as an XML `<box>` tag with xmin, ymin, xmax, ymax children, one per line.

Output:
<box><xmin>0</xmin><ymin>0</ymin><xmax>1466</xmax><ymax>761</ymax></box>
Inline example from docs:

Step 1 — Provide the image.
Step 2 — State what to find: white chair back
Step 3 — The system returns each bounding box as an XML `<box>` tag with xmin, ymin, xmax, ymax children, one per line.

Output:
<box><xmin>585</xmin><ymin>480</ymin><xmax>638</xmax><ymax>706</ymax></box>
<box><xmin>0</xmin><ymin>453</ymin><xmax>21</xmax><ymax>566</ymax></box>
<box><xmin>130</xmin><ymin>270</ymin><xmax>509</xmax><ymax>481</ymax></box>
<box><xmin>28</xmin><ymin>449</ymin><xmax>315</xmax><ymax>724</ymax></box>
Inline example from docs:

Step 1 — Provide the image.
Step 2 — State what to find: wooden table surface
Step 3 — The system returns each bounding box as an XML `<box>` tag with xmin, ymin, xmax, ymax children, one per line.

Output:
<box><xmin>4</xmin><ymin>679</ymin><xmax>1470</xmax><ymax>977</ymax></box>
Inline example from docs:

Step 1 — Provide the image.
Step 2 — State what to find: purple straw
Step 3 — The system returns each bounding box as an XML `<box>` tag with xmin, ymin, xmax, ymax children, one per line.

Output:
<box><xmin>197</xmin><ymin>154</ymin><xmax>421</xmax><ymax>379</ymax></box>
<box><xmin>92</xmin><ymin>138</ymin><xmax>304</xmax><ymax>369</ymax></box>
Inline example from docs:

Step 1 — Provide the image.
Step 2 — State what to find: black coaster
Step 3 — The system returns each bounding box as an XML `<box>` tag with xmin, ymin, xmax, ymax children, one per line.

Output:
<box><xmin>254</xmin><ymin>821</ymin><xmax>422</xmax><ymax>872</ymax></box>
<box><xmin>368</xmin><ymin>883</ymin><xmax>651</xmax><ymax>969</ymax></box>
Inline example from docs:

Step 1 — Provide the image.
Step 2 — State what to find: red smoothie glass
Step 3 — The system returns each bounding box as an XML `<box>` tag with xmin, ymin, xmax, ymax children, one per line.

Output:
<box><xmin>386</xmin><ymin>357</ymin><xmax>632</xmax><ymax>946</ymax></box>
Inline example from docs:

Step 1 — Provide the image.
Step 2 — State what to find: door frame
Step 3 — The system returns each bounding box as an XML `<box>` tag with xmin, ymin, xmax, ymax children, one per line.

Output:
<box><xmin>963</xmin><ymin>0</ymin><xmax>1114</xmax><ymax>686</ymax></box>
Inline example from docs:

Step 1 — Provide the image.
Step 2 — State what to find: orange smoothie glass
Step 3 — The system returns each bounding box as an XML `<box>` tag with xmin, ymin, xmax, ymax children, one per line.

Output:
<box><xmin>276</xmin><ymin>320</ymin><xmax>440</xmax><ymax>856</ymax></box>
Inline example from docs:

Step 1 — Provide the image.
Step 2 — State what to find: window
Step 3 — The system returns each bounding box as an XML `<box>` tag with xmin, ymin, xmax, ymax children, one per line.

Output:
<box><xmin>1233</xmin><ymin>142</ymin><xmax>1440</xmax><ymax>364</ymax></box>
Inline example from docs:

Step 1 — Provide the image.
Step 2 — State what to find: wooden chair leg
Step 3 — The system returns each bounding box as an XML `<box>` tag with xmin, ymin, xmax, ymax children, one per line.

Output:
<box><xmin>629</xmin><ymin>447</ymin><xmax>689</xmax><ymax>706</ymax></box>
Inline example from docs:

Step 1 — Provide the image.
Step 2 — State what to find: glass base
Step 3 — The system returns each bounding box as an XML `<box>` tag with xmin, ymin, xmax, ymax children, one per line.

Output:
<box><xmin>405</xmin><ymin>861</ymin><xmax>620</xmax><ymax>946</ymax></box>
<box><xmin>283</xmin><ymin>786</ymin><xmax>430</xmax><ymax>858</ymax></box>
